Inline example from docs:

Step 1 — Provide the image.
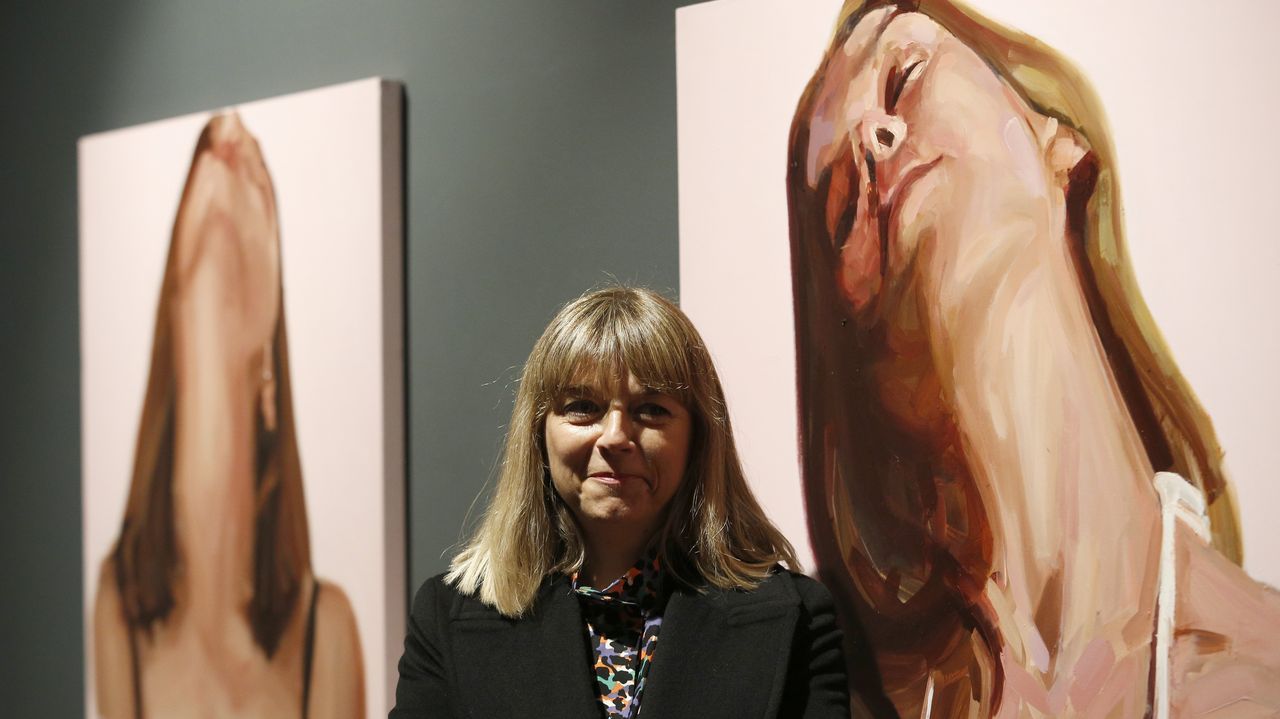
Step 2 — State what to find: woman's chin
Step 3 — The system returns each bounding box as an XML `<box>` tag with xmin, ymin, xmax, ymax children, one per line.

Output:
<box><xmin>579</xmin><ymin>497</ymin><xmax>650</xmax><ymax>525</ymax></box>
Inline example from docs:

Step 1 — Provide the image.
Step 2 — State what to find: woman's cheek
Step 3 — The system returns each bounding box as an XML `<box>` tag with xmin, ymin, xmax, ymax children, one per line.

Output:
<box><xmin>908</xmin><ymin>75</ymin><xmax>975</xmax><ymax>160</ymax></box>
<box><xmin>845</xmin><ymin>162</ymin><xmax>948</xmax><ymax>304</ymax></box>
<box><xmin>837</xmin><ymin>194</ymin><xmax>883</xmax><ymax>313</ymax></box>
<box><xmin>889</xmin><ymin>173</ymin><xmax>948</xmax><ymax>269</ymax></box>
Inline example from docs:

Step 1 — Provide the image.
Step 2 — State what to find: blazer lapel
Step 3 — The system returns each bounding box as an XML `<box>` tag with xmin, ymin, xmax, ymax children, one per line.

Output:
<box><xmin>450</xmin><ymin>575</ymin><xmax>601</xmax><ymax>717</ymax></box>
<box><xmin>639</xmin><ymin>573</ymin><xmax>801</xmax><ymax>718</ymax></box>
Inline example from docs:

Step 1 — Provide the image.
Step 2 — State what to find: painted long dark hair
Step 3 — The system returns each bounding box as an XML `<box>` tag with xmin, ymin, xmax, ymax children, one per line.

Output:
<box><xmin>109</xmin><ymin>119</ymin><xmax>311</xmax><ymax>658</ymax></box>
<box><xmin>787</xmin><ymin>0</ymin><xmax>1240</xmax><ymax>715</ymax></box>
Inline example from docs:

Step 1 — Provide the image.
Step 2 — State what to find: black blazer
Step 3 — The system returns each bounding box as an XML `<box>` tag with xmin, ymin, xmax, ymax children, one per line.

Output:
<box><xmin>390</xmin><ymin>570</ymin><xmax>850</xmax><ymax>718</ymax></box>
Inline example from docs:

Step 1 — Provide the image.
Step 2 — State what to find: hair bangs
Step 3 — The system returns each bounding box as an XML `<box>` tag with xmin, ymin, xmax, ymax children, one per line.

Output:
<box><xmin>534</xmin><ymin>291</ymin><xmax>697</xmax><ymax>413</ymax></box>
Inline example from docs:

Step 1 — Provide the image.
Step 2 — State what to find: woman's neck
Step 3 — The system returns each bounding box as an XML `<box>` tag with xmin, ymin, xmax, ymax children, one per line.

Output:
<box><xmin>169</xmin><ymin>288</ymin><xmax>258</xmax><ymax>627</ymax></box>
<box><xmin>914</xmin><ymin>175</ymin><xmax>1161</xmax><ymax>691</ymax></box>
<box><xmin>580</xmin><ymin>524</ymin><xmax>654</xmax><ymax>588</ymax></box>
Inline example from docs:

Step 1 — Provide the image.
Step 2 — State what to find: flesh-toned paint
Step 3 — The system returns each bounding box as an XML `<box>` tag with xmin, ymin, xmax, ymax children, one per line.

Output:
<box><xmin>783</xmin><ymin>2</ymin><xmax>1280</xmax><ymax>715</ymax></box>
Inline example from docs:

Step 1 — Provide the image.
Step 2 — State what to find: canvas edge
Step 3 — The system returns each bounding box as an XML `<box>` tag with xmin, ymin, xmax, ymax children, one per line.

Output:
<box><xmin>77</xmin><ymin>134</ymin><xmax>96</xmax><ymax>719</ymax></box>
<box><xmin>377</xmin><ymin>77</ymin><xmax>408</xmax><ymax>716</ymax></box>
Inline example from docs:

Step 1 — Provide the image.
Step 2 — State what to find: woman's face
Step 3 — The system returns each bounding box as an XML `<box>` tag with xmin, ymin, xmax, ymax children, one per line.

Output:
<box><xmin>544</xmin><ymin>368</ymin><xmax>693</xmax><ymax>543</ymax></box>
<box><xmin>171</xmin><ymin>113</ymin><xmax>282</xmax><ymax>362</ymax></box>
<box><xmin>803</xmin><ymin>8</ymin><xmax>1068</xmax><ymax>313</ymax></box>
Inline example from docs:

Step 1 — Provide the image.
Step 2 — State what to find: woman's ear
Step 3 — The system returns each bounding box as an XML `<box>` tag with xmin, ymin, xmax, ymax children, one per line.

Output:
<box><xmin>260</xmin><ymin>341</ymin><xmax>278</xmax><ymax>432</ymax></box>
<box><xmin>1034</xmin><ymin>115</ymin><xmax>1088</xmax><ymax>185</ymax></box>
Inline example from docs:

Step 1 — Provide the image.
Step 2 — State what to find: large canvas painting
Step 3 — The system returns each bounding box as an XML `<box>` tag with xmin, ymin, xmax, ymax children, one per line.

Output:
<box><xmin>79</xmin><ymin>78</ymin><xmax>404</xmax><ymax>719</ymax></box>
<box><xmin>678</xmin><ymin>1</ymin><xmax>1280</xmax><ymax>716</ymax></box>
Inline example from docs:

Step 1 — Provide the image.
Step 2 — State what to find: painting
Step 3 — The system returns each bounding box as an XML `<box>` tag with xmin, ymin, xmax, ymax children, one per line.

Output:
<box><xmin>678</xmin><ymin>1</ymin><xmax>1280</xmax><ymax>716</ymax></box>
<box><xmin>79</xmin><ymin>78</ymin><xmax>404</xmax><ymax>719</ymax></box>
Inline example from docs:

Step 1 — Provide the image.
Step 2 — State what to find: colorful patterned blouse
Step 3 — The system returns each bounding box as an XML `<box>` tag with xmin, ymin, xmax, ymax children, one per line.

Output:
<box><xmin>571</xmin><ymin>552</ymin><xmax>667</xmax><ymax>718</ymax></box>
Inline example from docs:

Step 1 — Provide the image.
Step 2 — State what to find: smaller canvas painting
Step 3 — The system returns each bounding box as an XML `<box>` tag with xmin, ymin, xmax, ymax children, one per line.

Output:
<box><xmin>79</xmin><ymin>78</ymin><xmax>404</xmax><ymax>719</ymax></box>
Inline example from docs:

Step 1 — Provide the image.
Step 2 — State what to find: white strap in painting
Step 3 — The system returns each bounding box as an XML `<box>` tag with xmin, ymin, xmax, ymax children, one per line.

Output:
<box><xmin>1152</xmin><ymin>472</ymin><xmax>1211</xmax><ymax>719</ymax></box>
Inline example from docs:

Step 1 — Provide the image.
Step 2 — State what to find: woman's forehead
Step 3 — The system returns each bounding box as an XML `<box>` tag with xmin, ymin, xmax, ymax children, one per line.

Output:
<box><xmin>557</xmin><ymin>356</ymin><xmax>685</xmax><ymax>396</ymax></box>
<box><xmin>842</xmin><ymin>7</ymin><xmax>946</xmax><ymax>62</ymax></box>
<box><xmin>563</xmin><ymin>360</ymin><xmax>680</xmax><ymax>394</ymax></box>
<box><xmin>841</xmin><ymin>6</ymin><xmax>896</xmax><ymax>61</ymax></box>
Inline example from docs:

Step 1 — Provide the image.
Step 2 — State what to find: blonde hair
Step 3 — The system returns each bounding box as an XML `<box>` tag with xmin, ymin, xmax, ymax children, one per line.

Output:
<box><xmin>447</xmin><ymin>286</ymin><xmax>798</xmax><ymax>616</ymax></box>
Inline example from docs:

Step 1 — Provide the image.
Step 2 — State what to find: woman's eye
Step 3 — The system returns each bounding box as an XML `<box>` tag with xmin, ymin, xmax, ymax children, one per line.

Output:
<box><xmin>635</xmin><ymin>402</ymin><xmax>672</xmax><ymax>421</ymax></box>
<box><xmin>563</xmin><ymin>399</ymin><xmax>600</xmax><ymax>417</ymax></box>
<box><xmin>886</xmin><ymin>59</ymin><xmax>923</xmax><ymax>114</ymax></box>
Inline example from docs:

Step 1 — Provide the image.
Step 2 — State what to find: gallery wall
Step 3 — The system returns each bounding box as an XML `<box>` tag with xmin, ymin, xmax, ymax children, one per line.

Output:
<box><xmin>0</xmin><ymin>1</ymin><xmax>698</xmax><ymax>714</ymax></box>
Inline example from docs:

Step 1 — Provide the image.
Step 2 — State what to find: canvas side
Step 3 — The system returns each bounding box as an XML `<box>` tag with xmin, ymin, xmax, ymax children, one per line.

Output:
<box><xmin>379</xmin><ymin>77</ymin><xmax>408</xmax><ymax>714</ymax></box>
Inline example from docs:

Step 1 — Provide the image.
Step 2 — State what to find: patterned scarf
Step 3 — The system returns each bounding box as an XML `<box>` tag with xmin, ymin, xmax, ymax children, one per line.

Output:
<box><xmin>571</xmin><ymin>550</ymin><xmax>667</xmax><ymax>718</ymax></box>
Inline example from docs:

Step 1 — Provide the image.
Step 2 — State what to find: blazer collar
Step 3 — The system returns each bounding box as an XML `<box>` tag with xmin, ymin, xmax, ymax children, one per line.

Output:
<box><xmin>449</xmin><ymin>571</ymin><xmax>803</xmax><ymax>718</ymax></box>
<box><xmin>637</xmin><ymin>571</ymin><xmax>802</xmax><ymax>717</ymax></box>
<box><xmin>450</xmin><ymin>574</ymin><xmax>600</xmax><ymax>717</ymax></box>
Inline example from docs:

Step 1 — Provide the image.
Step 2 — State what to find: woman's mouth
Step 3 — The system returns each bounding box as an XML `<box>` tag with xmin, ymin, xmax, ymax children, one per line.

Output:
<box><xmin>878</xmin><ymin>156</ymin><xmax>943</xmax><ymax>218</ymax></box>
<box><xmin>589</xmin><ymin>471</ymin><xmax>650</xmax><ymax>490</ymax></box>
<box><xmin>873</xmin><ymin>155</ymin><xmax>943</xmax><ymax>278</ymax></box>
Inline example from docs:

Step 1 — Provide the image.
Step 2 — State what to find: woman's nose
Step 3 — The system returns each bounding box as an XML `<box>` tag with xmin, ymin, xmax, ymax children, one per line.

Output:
<box><xmin>858</xmin><ymin>111</ymin><xmax>907</xmax><ymax>164</ymax></box>
<box><xmin>208</xmin><ymin>112</ymin><xmax>246</xmax><ymax>153</ymax></box>
<box><xmin>598</xmin><ymin>409</ymin><xmax>635</xmax><ymax>452</ymax></box>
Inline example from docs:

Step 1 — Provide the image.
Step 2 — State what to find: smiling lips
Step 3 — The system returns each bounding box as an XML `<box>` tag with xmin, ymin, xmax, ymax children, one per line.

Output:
<box><xmin>879</xmin><ymin>156</ymin><xmax>942</xmax><ymax>217</ymax></box>
<box><xmin>589</xmin><ymin>471</ymin><xmax>651</xmax><ymax>490</ymax></box>
<box><xmin>868</xmin><ymin>154</ymin><xmax>942</xmax><ymax>281</ymax></box>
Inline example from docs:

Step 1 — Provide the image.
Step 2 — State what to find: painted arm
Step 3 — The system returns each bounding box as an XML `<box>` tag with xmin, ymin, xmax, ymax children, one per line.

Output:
<box><xmin>1170</xmin><ymin>517</ymin><xmax>1280</xmax><ymax>716</ymax></box>
<box><xmin>93</xmin><ymin>559</ymin><xmax>137</xmax><ymax>719</ymax></box>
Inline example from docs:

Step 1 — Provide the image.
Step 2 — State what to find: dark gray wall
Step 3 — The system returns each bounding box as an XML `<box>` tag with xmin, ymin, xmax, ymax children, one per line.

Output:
<box><xmin>0</xmin><ymin>1</ymin><xmax>699</xmax><ymax>713</ymax></box>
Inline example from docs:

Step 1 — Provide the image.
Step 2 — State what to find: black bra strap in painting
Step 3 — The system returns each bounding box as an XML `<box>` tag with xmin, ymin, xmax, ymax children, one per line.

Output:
<box><xmin>116</xmin><ymin>557</ymin><xmax>144</xmax><ymax>719</ymax></box>
<box><xmin>301</xmin><ymin>577</ymin><xmax>321</xmax><ymax>719</ymax></box>
<box><xmin>129</xmin><ymin>622</ymin><xmax>143</xmax><ymax>719</ymax></box>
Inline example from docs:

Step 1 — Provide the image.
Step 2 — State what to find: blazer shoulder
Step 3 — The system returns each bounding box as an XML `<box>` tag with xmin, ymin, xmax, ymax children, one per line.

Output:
<box><xmin>746</xmin><ymin>567</ymin><xmax>834</xmax><ymax>604</ymax></box>
<box><xmin>712</xmin><ymin>567</ymin><xmax>810</xmax><ymax>614</ymax></box>
<box><xmin>730</xmin><ymin>570</ymin><xmax>840</xmax><ymax>625</ymax></box>
<box><xmin>407</xmin><ymin>573</ymin><xmax>448</xmax><ymax>623</ymax></box>
<box><xmin>410</xmin><ymin>572</ymin><xmax>523</xmax><ymax>624</ymax></box>
<box><xmin>783</xmin><ymin>571</ymin><xmax>837</xmax><ymax>609</ymax></box>
<box><xmin>410</xmin><ymin>572</ymin><xmax>476</xmax><ymax>621</ymax></box>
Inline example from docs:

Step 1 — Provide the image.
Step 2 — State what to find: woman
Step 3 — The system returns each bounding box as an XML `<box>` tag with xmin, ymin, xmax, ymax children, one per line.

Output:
<box><xmin>788</xmin><ymin>1</ymin><xmax>1280</xmax><ymax>716</ymax></box>
<box><xmin>93</xmin><ymin>113</ymin><xmax>365</xmax><ymax>719</ymax></box>
<box><xmin>391</xmin><ymin>286</ymin><xmax>850</xmax><ymax>718</ymax></box>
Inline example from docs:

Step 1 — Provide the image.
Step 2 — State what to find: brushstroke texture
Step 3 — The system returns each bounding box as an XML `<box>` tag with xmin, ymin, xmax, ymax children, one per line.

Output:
<box><xmin>786</xmin><ymin>1</ymin><xmax>1278</xmax><ymax>716</ymax></box>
